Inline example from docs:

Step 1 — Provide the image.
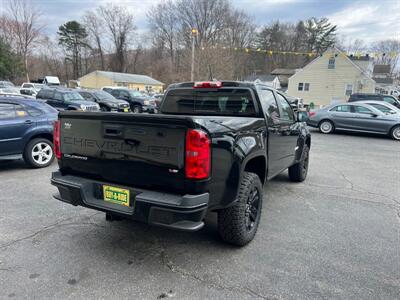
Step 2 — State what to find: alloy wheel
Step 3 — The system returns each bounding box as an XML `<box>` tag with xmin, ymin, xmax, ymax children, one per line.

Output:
<box><xmin>245</xmin><ymin>187</ymin><xmax>260</xmax><ymax>232</ymax></box>
<box><xmin>31</xmin><ymin>142</ymin><xmax>53</xmax><ymax>165</ymax></box>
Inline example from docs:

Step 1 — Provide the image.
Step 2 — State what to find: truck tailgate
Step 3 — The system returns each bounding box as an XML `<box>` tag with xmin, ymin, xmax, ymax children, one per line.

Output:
<box><xmin>58</xmin><ymin>112</ymin><xmax>195</xmax><ymax>192</ymax></box>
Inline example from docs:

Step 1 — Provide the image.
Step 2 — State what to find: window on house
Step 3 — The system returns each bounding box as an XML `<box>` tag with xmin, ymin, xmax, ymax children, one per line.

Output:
<box><xmin>298</xmin><ymin>82</ymin><xmax>310</xmax><ymax>91</ymax></box>
<box><xmin>328</xmin><ymin>57</ymin><xmax>335</xmax><ymax>69</ymax></box>
<box><xmin>298</xmin><ymin>83</ymin><xmax>303</xmax><ymax>91</ymax></box>
<box><xmin>345</xmin><ymin>84</ymin><xmax>353</xmax><ymax>96</ymax></box>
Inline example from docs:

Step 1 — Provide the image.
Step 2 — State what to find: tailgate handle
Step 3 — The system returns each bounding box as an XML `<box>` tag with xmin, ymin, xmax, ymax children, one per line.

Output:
<box><xmin>104</xmin><ymin>128</ymin><xmax>122</xmax><ymax>137</ymax></box>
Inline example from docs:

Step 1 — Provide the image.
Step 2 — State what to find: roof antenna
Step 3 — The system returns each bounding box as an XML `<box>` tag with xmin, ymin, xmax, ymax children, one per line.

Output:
<box><xmin>208</xmin><ymin>65</ymin><xmax>214</xmax><ymax>81</ymax></box>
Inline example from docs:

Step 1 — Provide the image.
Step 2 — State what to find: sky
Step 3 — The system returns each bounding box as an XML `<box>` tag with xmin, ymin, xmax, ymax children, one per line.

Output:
<box><xmin>1</xmin><ymin>0</ymin><xmax>400</xmax><ymax>44</ymax></box>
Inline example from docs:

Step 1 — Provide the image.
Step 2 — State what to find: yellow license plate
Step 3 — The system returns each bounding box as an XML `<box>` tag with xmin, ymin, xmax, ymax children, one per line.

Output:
<box><xmin>124</xmin><ymin>108</ymin><xmax>129</xmax><ymax>112</ymax></box>
<box><xmin>103</xmin><ymin>185</ymin><xmax>130</xmax><ymax>206</ymax></box>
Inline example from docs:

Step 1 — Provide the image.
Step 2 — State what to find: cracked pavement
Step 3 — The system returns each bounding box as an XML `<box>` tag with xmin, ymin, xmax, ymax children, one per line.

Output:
<box><xmin>0</xmin><ymin>129</ymin><xmax>399</xmax><ymax>299</ymax></box>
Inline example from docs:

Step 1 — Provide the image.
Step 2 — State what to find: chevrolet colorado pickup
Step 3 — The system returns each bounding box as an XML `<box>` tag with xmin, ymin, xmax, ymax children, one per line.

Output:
<box><xmin>51</xmin><ymin>81</ymin><xmax>311</xmax><ymax>246</ymax></box>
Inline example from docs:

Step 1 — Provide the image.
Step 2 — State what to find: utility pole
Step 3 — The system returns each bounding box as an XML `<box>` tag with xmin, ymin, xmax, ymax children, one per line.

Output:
<box><xmin>190</xmin><ymin>28</ymin><xmax>198</xmax><ymax>82</ymax></box>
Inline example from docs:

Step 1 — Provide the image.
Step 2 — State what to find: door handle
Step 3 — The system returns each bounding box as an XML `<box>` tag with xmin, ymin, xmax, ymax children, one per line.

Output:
<box><xmin>24</xmin><ymin>120</ymin><xmax>33</xmax><ymax>125</ymax></box>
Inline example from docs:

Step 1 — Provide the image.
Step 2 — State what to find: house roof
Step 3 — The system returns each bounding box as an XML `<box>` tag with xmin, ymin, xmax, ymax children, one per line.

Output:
<box><xmin>372</xmin><ymin>77</ymin><xmax>394</xmax><ymax>84</ymax></box>
<box><xmin>373</xmin><ymin>65</ymin><xmax>391</xmax><ymax>74</ymax></box>
<box><xmin>271</xmin><ymin>68</ymin><xmax>297</xmax><ymax>76</ymax></box>
<box><xmin>244</xmin><ymin>74</ymin><xmax>277</xmax><ymax>82</ymax></box>
<box><xmin>81</xmin><ymin>71</ymin><xmax>164</xmax><ymax>85</ymax></box>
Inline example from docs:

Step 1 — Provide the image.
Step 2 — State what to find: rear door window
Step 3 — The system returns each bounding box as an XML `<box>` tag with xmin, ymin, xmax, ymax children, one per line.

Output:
<box><xmin>330</xmin><ymin>105</ymin><xmax>351</xmax><ymax>112</ymax></box>
<box><xmin>0</xmin><ymin>103</ymin><xmax>16</xmax><ymax>120</ymax></box>
<box><xmin>161</xmin><ymin>88</ymin><xmax>257</xmax><ymax>116</ymax></box>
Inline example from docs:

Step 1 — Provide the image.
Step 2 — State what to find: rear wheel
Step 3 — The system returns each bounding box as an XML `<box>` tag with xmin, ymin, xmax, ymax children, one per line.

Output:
<box><xmin>23</xmin><ymin>138</ymin><xmax>54</xmax><ymax>168</ymax></box>
<box><xmin>100</xmin><ymin>105</ymin><xmax>109</xmax><ymax>112</ymax></box>
<box><xmin>217</xmin><ymin>172</ymin><xmax>263</xmax><ymax>246</ymax></box>
<box><xmin>390</xmin><ymin>125</ymin><xmax>400</xmax><ymax>140</ymax></box>
<box><xmin>132</xmin><ymin>105</ymin><xmax>142</xmax><ymax>113</ymax></box>
<box><xmin>288</xmin><ymin>144</ymin><xmax>310</xmax><ymax>182</ymax></box>
<box><xmin>319</xmin><ymin>120</ymin><xmax>334</xmax><ymax>134</ymax></box>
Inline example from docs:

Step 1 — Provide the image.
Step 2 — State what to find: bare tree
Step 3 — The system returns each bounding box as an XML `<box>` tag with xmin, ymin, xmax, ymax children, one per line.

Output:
<box><xmin>83</xmin><ymin>11</ymin><xmax>106</xmax><ymax>70</ymax></box>
<box><xmin>176</xmin><ymin>0</ymin><xmax>231</xmax><ymax>47</ymax></box>
<box><xmin>147</xmin><ymin>0</ymin><xmax>179</xmax><ymax>67</ymax></box>
<box><xmin>371</xmin><ymin>39</ymin><xmax>400</xmax><ymax>74</ymax></box>
<box><xmin>98</xmin><ymin>4</ymin><xmax>136</xmax><ymax>72</ymax></box>
<box><xmin>7</xmin><ymin>0</ymin><xmax>43</xmax><ymax>82</ymax></box>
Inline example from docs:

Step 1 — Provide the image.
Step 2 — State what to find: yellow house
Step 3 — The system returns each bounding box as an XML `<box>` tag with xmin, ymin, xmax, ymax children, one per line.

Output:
<box><xmin>287</xmin><ymin>48</ymin><xmax>375</xmax><ymax>106</ymax></box>
<box><xmin>79</xmin><ymin>70</ymin><xmax>164</xmax><ymax>93</ymax></box>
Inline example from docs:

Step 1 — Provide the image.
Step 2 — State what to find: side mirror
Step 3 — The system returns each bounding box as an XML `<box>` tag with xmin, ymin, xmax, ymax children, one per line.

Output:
<box><xmin>297</xmin><ymin>111</ymin><xmax>309</xmax><ymax>122</ymax></box>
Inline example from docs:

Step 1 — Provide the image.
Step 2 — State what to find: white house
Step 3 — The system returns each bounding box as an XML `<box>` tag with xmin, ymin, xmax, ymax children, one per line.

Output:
<box><xmin>287</xmin><ymin>47</ymin><xmax>375</xmax><ymax>106</ymax></box>
<box><xmin>244</xmin><ymin>74</ymin><xmax>281</xmax><ymax>89</ymax></box>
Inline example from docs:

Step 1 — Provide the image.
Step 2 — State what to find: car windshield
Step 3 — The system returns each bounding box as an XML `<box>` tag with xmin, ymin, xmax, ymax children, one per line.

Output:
<box><xmin>63</xmin><ymin>92</ymin><xmax>84</xmax><ymax>101</ymax></box>
<box><xmin>94</xmin><ymin>90</ymin><xmax>116</xmax><ymax>101</ymax></box>
<box><xmin>129</xmin><ymin>91</ymin><xmax>145</xmax><ymax>97</ymax></box>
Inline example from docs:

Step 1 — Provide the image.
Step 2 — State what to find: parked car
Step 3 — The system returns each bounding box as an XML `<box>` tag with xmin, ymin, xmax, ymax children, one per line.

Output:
<box><xmin>307</xmin><ymin>102</ymin><xmax>400</xmax><ymax>140</ymax></box>
<box><xmin>36</xmin><ymin>87</ymin><xmax>100</xmax><ymax>112</ymax></box>
<box><xmin>78</xmin><ymin>89</ymin><xmax>130</xmax><ymax>112</ymax></box>
<box><xmin>358</xmin><ymin>100</ymin><xmax>400</xmax><ymax>115</ymax></box>
<box><xmin>110</xmin><ymin>88</ymin><xmax>157</xmax><ymax>113</ymax></box>
<box><xmin>349</xmin><ymin>93</ymin><xmax>400</xmax><ymax>109</ymax></box>
<box><xmin>152</xmin><ymin>93</ymin><xmax>164</xmax><ymax>108</ymax></box>
<box><xmin>0</xmin><ymin>87</ymin><xmax>21</xmax><ymax>96</ymax></box>
<box><xmin>51</xmin><ymin>80</ymin><xmax>311</xmax><ymax>246</ymax></box>
<box><xmin>21</xmin><ymin>83</ymin><xmax>44</xmax><ymax>92</ymax></box>
<box><xmin>0</xmin><ymin>81</ymin><xmax>15</xmax><ymax>88</ymax></box>
<box><xmin>0</xmin><ymin>97</ymin><xmax>58</xmax><ymax>167</ymax></box>
<box><xmin>101</xmin><ymin>86</ymin><xmax>119</xmax><ymax>93</ymax></box>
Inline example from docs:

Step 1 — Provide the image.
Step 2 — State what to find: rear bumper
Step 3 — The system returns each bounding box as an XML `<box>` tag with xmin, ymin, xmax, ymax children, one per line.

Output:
<box><xmin>51</xmin><ymin>171</ymin><xmax>208</xmax><ymax>231</ymax></box>
<box><xmin>306</xmin><ymin>119</ymin><xmax>318</xmax><ymax>127</ymax></box>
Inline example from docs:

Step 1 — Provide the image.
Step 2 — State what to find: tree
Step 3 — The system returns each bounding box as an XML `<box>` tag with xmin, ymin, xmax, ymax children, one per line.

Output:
<box><xmin>0</xmin><ymin>38</ymin><xmax>23</xmax><ymax>80</ymax></box>
<box><xmin>58</xmin><ymin>20</ymin><xmax>88</xmax><ymax>79</ymax></box>
<box><xmin>7</xmin><ymin>0</ymin><xmax>43</xmax><ymax>82</ymax></box>
<box><xmin>147</xmin><ymin>0</ymin><xmax>179</xmax><ymax>68</ymax></box>
<box><xmin>371</xmin><ymin>39</ymin><xmax>400</xmax><ymax>74</ymax></box>
<box><xmin>83</xmin><ymin>11</ymin><xmax>106</xmax><ymax>70</ymax></box>
<box><xmin>304</xmin><ymin>17</ymin><xmax>336</xmax><ymax>54</ymax></box>
<box><xmin>98</xmin><ymin>4</ymin><xmax>136</xmax><ymax>72</ymax></box>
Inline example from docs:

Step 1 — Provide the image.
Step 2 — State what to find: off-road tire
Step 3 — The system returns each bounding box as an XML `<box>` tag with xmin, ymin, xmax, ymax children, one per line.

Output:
<box><xmin>23</xmin><ymin>138</ymin><xmax>54</xmax><ymax>168</ymax></box>
<box><xmin>217</xmin><ymin>172</ymin><xmax>263</xmax><ymax>246</ymax></box>
<box><xmin>288</xmin><ymin>144</ymin><xmax>310</xmax><ymax>182</ymax></box>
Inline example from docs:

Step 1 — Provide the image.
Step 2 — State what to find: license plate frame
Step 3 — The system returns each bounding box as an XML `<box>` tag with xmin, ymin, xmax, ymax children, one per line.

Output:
<box><xmin>103</xmin><ymin>185</ymin><xmax>130</xmax><ymax>207</ymax></box>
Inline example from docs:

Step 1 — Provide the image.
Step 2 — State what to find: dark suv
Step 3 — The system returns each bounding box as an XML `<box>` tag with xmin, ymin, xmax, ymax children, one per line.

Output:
<box><xmin>0</xmin><ymin>97</ymin><xmax>57</xmax><ymax>168</ymax></box>
<box><xmin>78</xmin><ymin>89</ymin><xmax>130</xmax><ymax>112</ymax></box>
<box><xmin>349</xmin><ymin>93</ymin><xmax>400</xmax><ymax>109</ymax></box>
<box><xmin>36</xmin><ymin>88</ymin><xmax>100</xmax><ymax>112</ymax></box>
<box><xmin>109</xmin><ymin>88</ymin><xmax>157</xmax><ymax>113</ymax></box>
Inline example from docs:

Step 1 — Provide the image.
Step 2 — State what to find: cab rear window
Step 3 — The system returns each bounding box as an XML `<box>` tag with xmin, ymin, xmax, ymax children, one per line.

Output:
<box><xmin>161</xmin><ymin>88</ymin><xmax>257</xmax><ymax>116</ymax></box>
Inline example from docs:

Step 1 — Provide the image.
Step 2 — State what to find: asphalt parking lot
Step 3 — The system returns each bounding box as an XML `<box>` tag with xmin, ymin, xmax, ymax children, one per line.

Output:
<box><xmin>0</xmin><ymin>129</ymin><xmax>399</xmax><ymax>299</ymax></box>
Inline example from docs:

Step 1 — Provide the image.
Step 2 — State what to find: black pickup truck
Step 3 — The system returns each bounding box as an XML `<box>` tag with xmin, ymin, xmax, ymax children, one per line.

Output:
<box><xmin>51</xmin><ymin>81</ymin><xmax>311</xmax><ymax>246</ymax></box>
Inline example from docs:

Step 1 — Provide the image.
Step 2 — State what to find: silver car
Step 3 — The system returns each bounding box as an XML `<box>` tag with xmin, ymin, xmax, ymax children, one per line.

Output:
<box><xmin>307</xmin><ymin>102</ymin><xmax>400</xmax><ymax>140</ymax></box>
<box><xmin>358</xmin><ymin>100</ymin><xmax>400</xmax><ymax>115</ymax></box>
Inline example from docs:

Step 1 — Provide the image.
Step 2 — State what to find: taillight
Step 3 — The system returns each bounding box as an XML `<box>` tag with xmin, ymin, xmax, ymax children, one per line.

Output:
<box><xmin>309</xmin><ymin>111</ymin><xmax>316</xmax><ymax>117</ymax></box>
<box><xmin>193</xmin><ymin>81</ymin><xmax>222</xmax><ymax>88</ymax></box>
<box><xmin>185</xmin><ymin>129</ymin><xmax>210</xmax><ymax>180</ymax></box>
<box><xmin>53</xmin><ymin>120</ymin><xmax>61</xmax><ymax>159</ymax></box>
